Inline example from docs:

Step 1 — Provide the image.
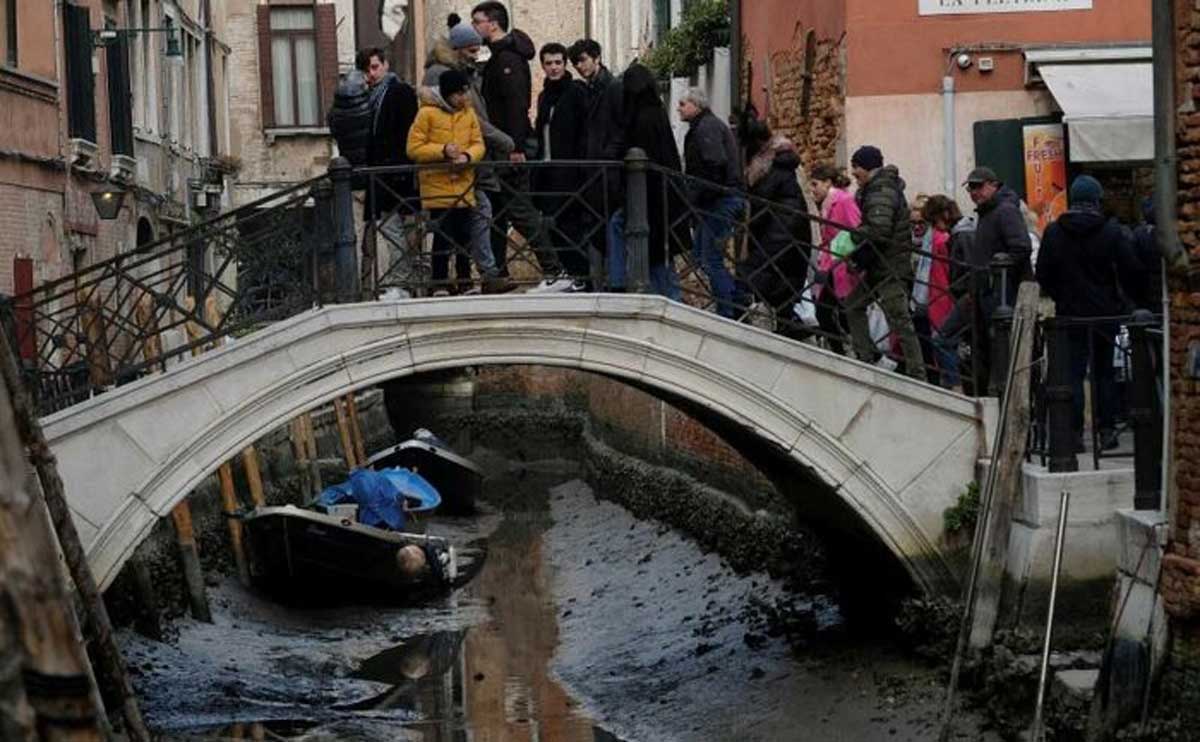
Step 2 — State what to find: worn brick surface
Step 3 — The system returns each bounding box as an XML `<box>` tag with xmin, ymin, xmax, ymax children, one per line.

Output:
<box><xmin>764</xmin><ymin>25</ymin><xmax>844</xmax><ymax>172</ymax></box>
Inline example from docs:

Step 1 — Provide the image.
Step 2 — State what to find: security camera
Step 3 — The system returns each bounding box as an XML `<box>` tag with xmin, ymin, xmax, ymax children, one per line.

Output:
<box><xmin>955</xmin><ymin>53</ymin><xmax>973</xmax><ymax>70</ymax></box>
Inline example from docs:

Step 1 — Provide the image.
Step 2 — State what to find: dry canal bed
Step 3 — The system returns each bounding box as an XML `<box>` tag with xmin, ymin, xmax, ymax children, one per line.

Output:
<box><xmin>120</xmin><ymin>475</ymin><xmax>998</xmax><ymax>741</ymax></box>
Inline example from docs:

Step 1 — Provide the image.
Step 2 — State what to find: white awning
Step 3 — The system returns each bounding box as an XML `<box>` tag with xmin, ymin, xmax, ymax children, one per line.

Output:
<box><xmin>1037</xmin><ymin>62</ymin><xmax>1153</xmax><ymax>163</ymax></box>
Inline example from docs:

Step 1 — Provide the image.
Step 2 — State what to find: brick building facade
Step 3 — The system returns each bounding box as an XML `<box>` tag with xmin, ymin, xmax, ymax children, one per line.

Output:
<box><xmin>1</xmin><ymin>0</ymin><xmax>234</xmax><ymax>297</ymax></box>
<box><xmin>1163</xmin><ymin>0</ymin><xmax>1200</xmax><ymax>642</ymax></box>
<box><xmin>739</xmin><ymin>0</ymin><xmax>1150</xmax><ymax>211</ymax></box>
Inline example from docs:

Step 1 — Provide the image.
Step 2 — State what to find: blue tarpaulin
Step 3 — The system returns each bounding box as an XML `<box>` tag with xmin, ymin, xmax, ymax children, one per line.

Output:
<box><xmin>316</xmin><ymin>468</ymin><xmax>441</xmax><ymax>530</ymax></box>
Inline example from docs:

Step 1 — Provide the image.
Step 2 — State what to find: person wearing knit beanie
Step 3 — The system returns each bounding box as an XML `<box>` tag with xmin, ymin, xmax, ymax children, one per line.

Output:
<box><xmin>1068</xmin><ymin>174</ymin><xmax>1103</xmax><ymax>207</ymax></box>
<box><xmin>850</xmin><ymin>145</ymin><xmax>884</xmax><ymax>173</ymax></box>
<box><xmin>438</xmin><ymin>68</ymin><xmax>471</xmax><ymax>103</ymax></box>
<box><xmin>448</xmin><ymin>22</ymin><xmax>482</xmax><ymax>51</ymax></box>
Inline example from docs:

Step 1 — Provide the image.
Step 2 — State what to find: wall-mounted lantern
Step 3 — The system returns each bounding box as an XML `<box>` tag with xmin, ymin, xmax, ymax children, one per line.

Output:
<box><xmin>91</xmin><ymin>186</ymin><xmax>127</xmax><ymax>220</ymax></box>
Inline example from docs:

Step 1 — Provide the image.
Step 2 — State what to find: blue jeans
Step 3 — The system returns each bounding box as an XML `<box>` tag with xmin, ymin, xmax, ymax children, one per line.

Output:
<box><xmin>693</xmin><ymin>196</ymin><xmax>745</xmax><ymax>318</ymax></box>
<box><xmin>933</xmin><ymin>330</ymin><xmax>961</xmax><ymax>388</ymax></box>
<box><xmin>606</xmin><ymin>210</ymin><xmax>681</xmax><ymax>300</ymax></box>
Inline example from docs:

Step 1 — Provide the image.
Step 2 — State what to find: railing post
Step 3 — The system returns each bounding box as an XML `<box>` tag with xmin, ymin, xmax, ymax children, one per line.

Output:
<box><xmin>623</xmin><ymin>148</ymin><xmax>651</xmax><ymax>293</ymax></box>
<box><xmin>310</xmin><ymin>177</ymin><xmax>335</xmax><ymax>305</ymax></box>
<box><xmin>988</xmin><ymin>252</ymin><xmax>1015</xmax><ymax>396</ymax></box>
<box><xmin>329</xmin><ymin>157</ymin><xmax>359</xmax><ymax>303</ymax></box>
<box><xmin>1129</xmin><ymin>310</ymin><xmax>1163</xmax><ymax>509</ymax></box>
<box><xmin>1045</xmin><ymin>317</ymin><xmax>1079</xmax><ymax>473</ymax></box>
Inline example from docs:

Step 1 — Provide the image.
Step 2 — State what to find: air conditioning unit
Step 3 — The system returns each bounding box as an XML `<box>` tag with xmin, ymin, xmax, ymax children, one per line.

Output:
<box><xmin>68</xmin><ymin>138</ymin><xmax>99</xmax><ymax>171</ymax></box>
<box><xmin>110</xmin><ymin>154</ymin><xmax>137</xmax><ymax>185</ymax></box>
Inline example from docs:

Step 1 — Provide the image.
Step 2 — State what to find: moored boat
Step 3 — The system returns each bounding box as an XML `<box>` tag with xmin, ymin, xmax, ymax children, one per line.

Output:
<box><xmin>366</xmin><ymin>429</ymin><xmax>483</xmax><ymax>515</ymax></box>
<box><xmin>239</xmin><ymin>505</ymin><xmax>477</xmax><ymax>602</ymax></box>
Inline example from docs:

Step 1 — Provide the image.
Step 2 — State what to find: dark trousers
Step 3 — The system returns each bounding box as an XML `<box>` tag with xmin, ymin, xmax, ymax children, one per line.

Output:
<box><xmin>429</xmin><ymin>209</ymin><xmax>473</xmax><ymax>288</ymax></box>
<box><xmin>1069</xmin><ymin>323</ymin><xmax>1119</xmax><ymax>435</ymax></box>
<box><xmin>815</xmin><ymin>289</ymin><xmax>848</xmax><ymax>355</ymax></box>
<box><xmin>539</xmin><ymin>197</ymin><xmax>593</xmax><ymax>281</ymax></box>
<box><xmin>490</xmin><ymin>170</ymin><xmax>560</xmax><ymax>278</ymax></box>
<box><xmin>912</xmin><ymin>309</ymin><xmax>938</xmax><ymax>384</ymax></box>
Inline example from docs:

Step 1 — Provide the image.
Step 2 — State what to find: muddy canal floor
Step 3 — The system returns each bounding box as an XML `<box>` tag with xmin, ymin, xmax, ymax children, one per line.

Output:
<box><xmin>121</xmin><ymin>471</ymin><xmax>1000</xmax><ymax>741</ymax></box>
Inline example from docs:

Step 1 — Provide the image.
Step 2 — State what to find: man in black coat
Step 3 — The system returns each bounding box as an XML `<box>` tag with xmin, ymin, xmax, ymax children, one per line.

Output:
<box><xmin>471</xmin><ymin>2</ymin><xmax>570</xmax><ymax>289</ymax></box>
<box><xmin>679</xmin><ymin>87</ymin><xmax>745</xmax><ymax>318</ymax></box>
<box><xmin>357</xmin><ymin>47</ymin><xmax>419</xmax><ymax>294</ymax></box>
<box><xmin>534</xmin><ymin>43</ymin><xmax>591</xmax><ymax>281</ymax></box>
<box><xmin>569</xmin><ymin>38</ymin><xmax>623</xmax><ymax>264</ymax></box>
<box><xmin>1036</xmin><ymin>175</ymin><xmax>1144</xmax><ymax>450</ymax></box>
<box><xmin>964</xmin><ymin>165</ymin><xmax>1033</xmax><ymax>391</ymax></box>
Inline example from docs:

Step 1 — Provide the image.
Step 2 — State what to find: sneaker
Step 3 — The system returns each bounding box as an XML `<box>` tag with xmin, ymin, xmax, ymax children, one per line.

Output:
<box><xmin>875</xmin><ymin>355</ymin><xmax>899</xmax><ymax>372</ymax></box>
<box><xmin>379</xmin><ymin>287</ymin><xmax>412</xmax><ymax>301</ymax></box>
<box><xmin>462</xmin><ymin>286</ymin><xmax>482</xmax><ymax>296</ymax></box>
<box><xmin>432</xmin><ymin>289</ymin><xmax>450</xmax><ymax>298</ymax></box>
<box><xmin>482</xmin><ymin>276</ymin><xmax>517</xmax><ymax>294</ymax></box>
<box><xmin>527</xmin><ymin>272</ymin><xmax>574</xmax><ymax>294</ymax></box>
<box><xmin>743</xmin><ymin>301</ymin><xmax>776</xmax><ymax>332</ymax></box>
<box><xmin>567</xmin><ymin>279</ymin><xmax>588</xmax><ymax>293</ymax></box>
<box><xmin>1099</xmin><ymin>429</ymin><xmax>1121</xmax><ymax>451</ymax></box>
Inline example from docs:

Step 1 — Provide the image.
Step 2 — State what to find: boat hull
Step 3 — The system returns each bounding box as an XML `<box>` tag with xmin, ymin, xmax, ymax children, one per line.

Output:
<box><xmin>366</xmin><ymin>439</ymin><xmax>483</xmax><ymax>516</ymax></box>
<box><xmin>240</xmin><ymin>506</ymin><xmax>458</xmax><ymax>602</ymax></box>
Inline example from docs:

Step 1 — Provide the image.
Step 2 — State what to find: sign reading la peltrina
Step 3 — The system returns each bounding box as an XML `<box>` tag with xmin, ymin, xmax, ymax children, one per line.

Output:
<box><xmin>919</xmin><ymin>0</ymin><xmax>1092</xmax><ymax>15</ymax></box>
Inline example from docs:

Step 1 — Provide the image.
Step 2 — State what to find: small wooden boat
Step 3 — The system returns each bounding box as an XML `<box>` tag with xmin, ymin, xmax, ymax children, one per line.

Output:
<box><xmin>239</xmin><ymin>505</ymin><xmax>479</xmax><ymax>602</ymax></box>
<box><xmin>366</xmin><ymin>431</ymin><xmax>483</xmax><ymax>516</ymax></box>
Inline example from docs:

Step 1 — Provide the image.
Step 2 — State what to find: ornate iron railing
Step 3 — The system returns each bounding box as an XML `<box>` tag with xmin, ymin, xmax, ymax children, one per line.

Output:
<box><xmin>5</xmin><ymin>154</ymin><xmax>1000</xmax><ymax>417</ymax></box>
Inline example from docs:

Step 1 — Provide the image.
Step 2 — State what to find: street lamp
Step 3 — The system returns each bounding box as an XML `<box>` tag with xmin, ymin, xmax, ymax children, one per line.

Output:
<box><xmin>91</xmin><ymin>186</ymin><xmax>127</xmax><ymax>220</ymax></box>
<box><xmin>92</xmin><ymin>19</ymin><xmax>182</xmax><ymax>59</ymax></box>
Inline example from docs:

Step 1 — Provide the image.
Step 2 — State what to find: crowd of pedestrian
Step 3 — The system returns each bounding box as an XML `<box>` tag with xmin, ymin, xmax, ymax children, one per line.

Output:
<box><xmin>326</xmin><ymin>1</ymin><xmax>1165</xmax><ymax>419</ymax></box>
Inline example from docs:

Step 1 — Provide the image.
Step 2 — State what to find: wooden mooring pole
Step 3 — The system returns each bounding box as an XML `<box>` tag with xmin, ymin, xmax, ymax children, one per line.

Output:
<box><xmin>0</xmin><ymin>326</ymin><xmax>150</xmax><ymax>741</ymax></box>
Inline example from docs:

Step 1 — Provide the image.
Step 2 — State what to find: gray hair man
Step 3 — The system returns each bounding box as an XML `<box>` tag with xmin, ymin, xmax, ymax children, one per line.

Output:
<box><xmin>678</xmin><ymin>86</ymin><xmax>745</xmax><ymax>318</ymax></box>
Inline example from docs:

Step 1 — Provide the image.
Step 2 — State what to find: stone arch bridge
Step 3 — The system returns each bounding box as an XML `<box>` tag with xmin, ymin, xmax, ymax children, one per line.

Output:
<box><xmin>41</xmin><ymin>294</ymin><xmax>996</xmax><ymax>596</ymax></box>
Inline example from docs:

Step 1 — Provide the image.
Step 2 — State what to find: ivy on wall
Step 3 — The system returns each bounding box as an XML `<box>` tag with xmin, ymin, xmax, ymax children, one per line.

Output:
<box><xmin>643</xmin><ymin>0</ymin><xmax>731</xmax><ymax>80</ymax></box>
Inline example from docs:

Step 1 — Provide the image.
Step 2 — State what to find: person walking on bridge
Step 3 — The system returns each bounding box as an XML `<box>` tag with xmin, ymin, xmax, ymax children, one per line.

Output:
<box><xmin>423</xmin><ymin>18</ymin><xmax>514</xmax><ymax>294</ymax></box>
<box><xmin>844</xmin><ymin>145</ymin><xmax>925</xmax><ymax>378</ymax></box>
<box><xmin>1035</xmin><ymin>175</ymin><xmax>1144</xmax><ymax>451</ymax></box>
<box><xmin>471</xmin><ymin>1</ymin><xmax>571</xmax><ymax>291</ymax></box>
<box><xmin>679</xmin><ymin>87</ymin><xmax>745</xmax><ymax>319</ymax></box>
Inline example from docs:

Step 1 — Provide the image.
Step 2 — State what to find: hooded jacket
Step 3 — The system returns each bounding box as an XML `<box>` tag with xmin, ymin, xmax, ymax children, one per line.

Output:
<box><xmin>621</xmin><ymin>64</ymin><xmax>690</xmax><ymax>264</ymax></box>
<box><xmin>423</xmin><ymin>37</ymin><xmax>514</xmax><ymax>191</ymax></box>
<box><xmin>1035</xmin><ymin>208</ymin><xmax>1145</xmax><ymax>317</ymax></box>
<box><xmin>406</xmin><ymin>88</ymin><xmax>485</xmax><ymax>211</ymax></box>
<box><xmin>850</xmin><ymin>165</ymin><xmax>912</xmax><ymax>277</ymax></box>
<box><xmin>327</xmin><ymin>70</ymin><xmax>372</xmax><ymax>167</ymax></box>
<box><xmin>741</xmin><ymin>137</ymin><xmax>811</xmax><ymax>309</ymax></box>
<box><xmin>479</xmin><ymin>29</ymin><xmax>536</xmax><ymax>150</ymax></box>
<box><xmin>973</xmin><ymin>184</ymin><xmax>1033</xmax><ymax>301</ymax></box>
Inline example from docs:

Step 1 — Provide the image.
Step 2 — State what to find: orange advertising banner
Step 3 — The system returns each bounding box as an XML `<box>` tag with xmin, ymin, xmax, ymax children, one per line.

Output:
<box><xmin>1023</xmin><ymin>123</ymin><xmax>1068</xmax><ymax>235</ymax></box>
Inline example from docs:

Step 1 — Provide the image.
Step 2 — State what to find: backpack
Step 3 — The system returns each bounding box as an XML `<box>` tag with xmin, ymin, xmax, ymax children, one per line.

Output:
<box><xmin>327</xmin><ymin>70</ymin><xmax>372</xmax><ymax>167</ymax></box>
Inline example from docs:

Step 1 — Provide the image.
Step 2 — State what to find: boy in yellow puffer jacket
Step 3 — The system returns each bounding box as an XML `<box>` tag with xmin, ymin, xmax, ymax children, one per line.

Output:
<box><xmin>407</xmin><ymin>69</ymin><xmax>485</xmax><ymax>294</ymax></box>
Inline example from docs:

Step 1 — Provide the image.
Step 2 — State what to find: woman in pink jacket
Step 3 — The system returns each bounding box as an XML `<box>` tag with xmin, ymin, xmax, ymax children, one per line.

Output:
<box><xmin>810</xmin><ymin>164</ymin><xmax>861</xmax><ymax>356</ymax></box>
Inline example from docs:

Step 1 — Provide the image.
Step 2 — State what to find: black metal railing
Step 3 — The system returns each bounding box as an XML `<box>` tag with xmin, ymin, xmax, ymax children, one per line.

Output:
<box><xmin>3</xmin><ymin>153</ymin><xmax>1019</xmax><ymax>418</ymax></box>
<box><xmin>1027</xmin><ymin>311</ymin><xmax>1164</xmax><ymax>508</ymax></box>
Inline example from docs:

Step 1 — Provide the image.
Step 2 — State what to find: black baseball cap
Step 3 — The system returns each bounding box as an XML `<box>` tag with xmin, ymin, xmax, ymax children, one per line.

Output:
<box><xmin>964</xmin><ymin>166</ymin><xmax>999</xmax><ymax>185</ymax></box>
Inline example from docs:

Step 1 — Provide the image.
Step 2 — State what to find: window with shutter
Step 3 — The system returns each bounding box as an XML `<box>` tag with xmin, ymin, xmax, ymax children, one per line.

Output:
<box><xmin>268</xmin><ymin>7</ymin><xmax>319</xmax><ymax>127</ymax></box>
<box><xmin>63</xmin><ymin>2</ymin><xmax>96</xmax><ymax>142</ymax></box>
<box><xmin>258</xmin><ymin>4</ymin><xmax>337</xmax><ymax>130</ymax></box>
<box><xmin>2</xmin><ymin>0</ymin><xmax>16</xmax><ymax>67</ymax></box>
<box><xmin>106</xmin><ymin>27</ymin><xmax>134</xmax><ymax>155</ymax></box>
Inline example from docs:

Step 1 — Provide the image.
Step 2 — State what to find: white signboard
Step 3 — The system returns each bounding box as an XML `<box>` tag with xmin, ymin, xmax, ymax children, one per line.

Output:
<box><xmin>919</xmin><ymin>0</ymin><xmax>1092</xmax><ymax>15</ymax></box>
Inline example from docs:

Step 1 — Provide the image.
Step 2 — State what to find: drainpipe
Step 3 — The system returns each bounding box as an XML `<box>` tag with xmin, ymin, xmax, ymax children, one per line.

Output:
<box><xmin>942</xmin><ymin>70</ymin><xmax>956</xmax><ymax>195</ymax></box>
<box><xmin>1152</xmin><ymin>0</ymin><xmax>1184</xmax><ymax>511</ymax></box>
<box><xmin>1152</xmin><ymin>0</ymin><xmax>1184</xmax><ymax>268</ymax></box>
<box><xmin>730</xmin><ymin>0</ymin><xmax>741</xmax><ymax>109</ymax></box>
